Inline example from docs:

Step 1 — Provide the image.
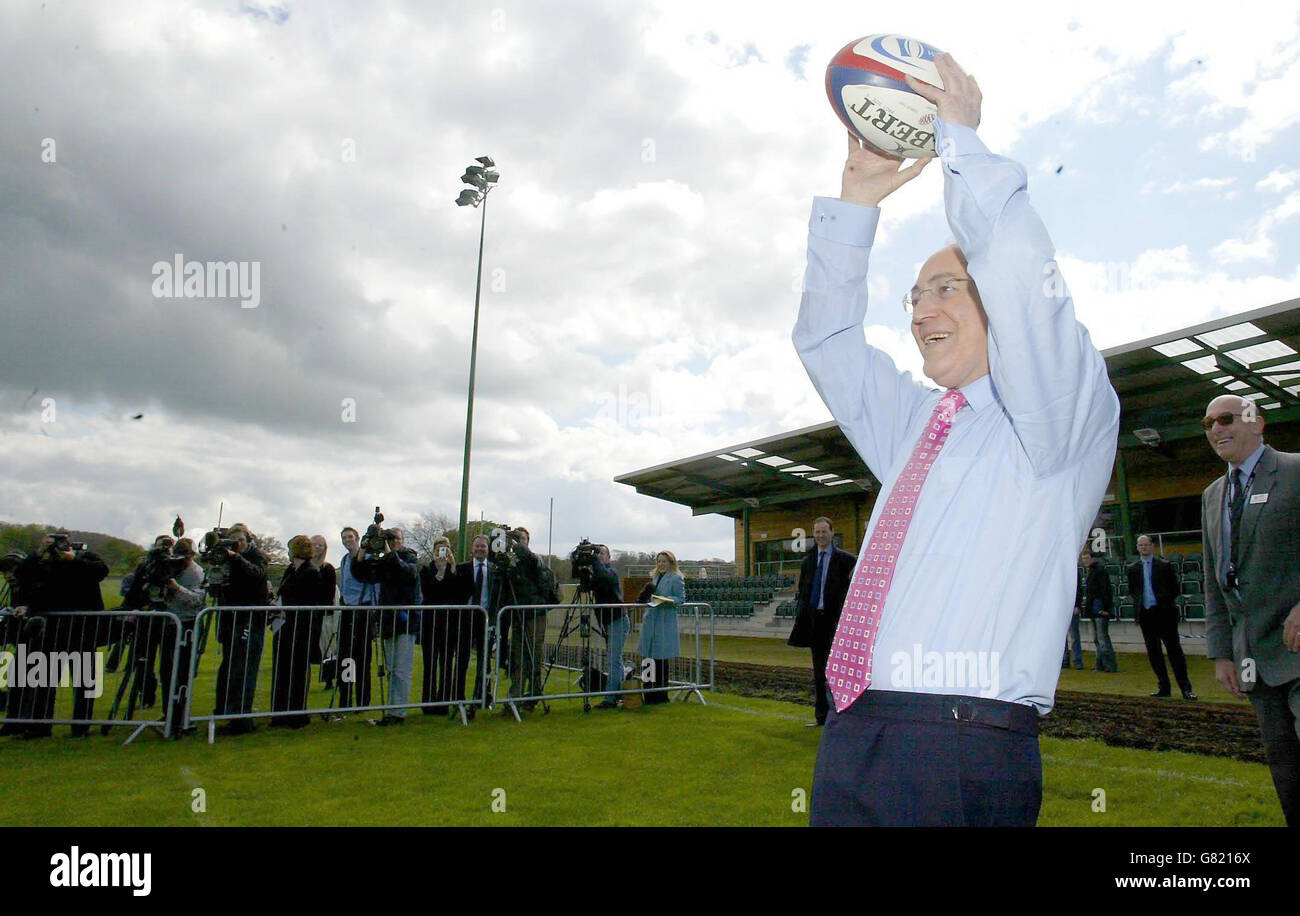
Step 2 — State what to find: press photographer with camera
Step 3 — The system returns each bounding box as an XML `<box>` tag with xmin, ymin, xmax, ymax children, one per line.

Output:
<box><xmin>495</xmin><ymin>527</ymin><xmax>556</xmax><ymax>713</ymax></box>
<box><xmin>207</xmin><ymin>523</ymin><xmax>270</xmax><ymax>736</ymax></box>
<box><xmin>119</xmin><ymin>534</ymin><xmax>182</xmax><ymax>708</ymax></box>
<box><xmin>270</xmin><ymin>535</ymin><xmax>325</xmax><ymax>729</ymax></box>
<box><xmin>350</xmin><ymin>518</ymin><xmax>422</xmax><ymax>726</ymax></box>
<box><xmin>420</xmin><ymin>535</ymin><xmax>465</xmax><ymax>716</ymax></box>
<box><xmin>156</xmin><ymin>538</ymin><xmax>204</xmax><ymax>735</ymax></box>
<box><xmin>590</xmin><ymin>545</ymin><xmax>626</xmax><ymax>709</ymax></box>
<box><xmin>0</xmin><ymin>532</ymin><xmax>109</xmax><ymax>738</ymax></box>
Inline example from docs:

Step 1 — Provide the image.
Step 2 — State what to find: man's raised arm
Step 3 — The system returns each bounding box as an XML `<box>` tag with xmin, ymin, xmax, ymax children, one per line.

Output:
<box><xmin>792</xmin><ymin>135</ymin><xmax>933</xmax><ymax>480</ymax></box>
<box><xmin>909</xmin><ymin>53</ymin><xmax>1118</xmax><ymax>477</ymax></box>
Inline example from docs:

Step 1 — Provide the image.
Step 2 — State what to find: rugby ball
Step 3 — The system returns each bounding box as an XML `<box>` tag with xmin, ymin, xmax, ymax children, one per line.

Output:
<box><xmin>825</xmin><ymin>34</ymin><xmax>945</xmax><ymax>158</ymax></box>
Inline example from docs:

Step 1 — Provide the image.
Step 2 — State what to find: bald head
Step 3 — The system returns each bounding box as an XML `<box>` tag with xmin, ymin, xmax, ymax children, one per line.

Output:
<box><xmin>1204</xmin><ymin>394</ymin><xmax>1265</xmax><ymax>466</ymax></box>
<box><xmin>909</xmin><ymin>245</ymin><xmax>989</xmax><ymax>390</ymax></box>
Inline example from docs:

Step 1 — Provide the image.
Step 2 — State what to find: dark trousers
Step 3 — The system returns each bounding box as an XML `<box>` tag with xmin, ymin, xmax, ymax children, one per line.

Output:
<box><xmin>336</xmin><ymin>606</ymin><xmax>374</xmax><ymax>709</ymax></box>
<box><xmin>810</xmin><ymin>615</ymin><xmax>834</xmax><ymax>724</ymax></box>
<box><xmin>214</xmin><ymin>625</ymin><xmax>264</xmax><ymax>718</ymax></box>
<box><xmin>129</xmin><ymin>615</ymin><xmax>165</xmax><ymax>707</ymax></box>
<box><xmin>811</xmin><ymin>689</ymin><xmax>1042</xmax><ymax>826</ymax></box>
<box><xmin>1248</xmin><ymin>677</ymin><xmax>1300</xmax><ymax>827</ymax></box>
<box><xmin>644</xmin><ymin>656</ymin><xmax>671</xmax><ymax>704</ymax></box>
<box><xmin>422</xmin><ymin>609</ymin><xmax>473</xmax><ymax>708</ymax></box>
<box><xmin>1138</xmin><ymin>605</ymin><xmax>1191</xmax><ymax>692</ymax></box>
<box><xmin>4</xmin><ymin>617</ymin><xmax>97</xmax><ymax>737</ymax></box>
<box><xmin>270</xmin><ymin>613</ymin><xmax>313</xmax><ymax>725</ymax></box>
<box><xmin>158</xmin><ymin>619</ymin><xmax>195</xmax><ymax>735</ymax></box>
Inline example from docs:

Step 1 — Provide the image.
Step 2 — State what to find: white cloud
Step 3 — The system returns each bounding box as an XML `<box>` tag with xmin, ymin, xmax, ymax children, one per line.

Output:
<box><xmin>1257</xmin><ymin>168</ymin><xmax>1300</xmax><ymax>193</ymax></box>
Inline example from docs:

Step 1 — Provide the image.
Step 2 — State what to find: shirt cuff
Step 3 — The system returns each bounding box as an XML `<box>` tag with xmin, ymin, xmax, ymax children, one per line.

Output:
<box><xmin>809</xmin><ymin>196</ymin><xmax>880</xmax><ymax>247</ymax></box>
<box><xmin>934</xmin><ymin>119</ymin><xmax>990</xmax><ymax>162</ymax></box>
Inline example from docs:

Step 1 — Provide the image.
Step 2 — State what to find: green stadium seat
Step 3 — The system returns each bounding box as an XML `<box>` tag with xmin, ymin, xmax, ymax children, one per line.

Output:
<box><xmin>1117</xmin><ymin>597</ymin><xmax>1136</xmax><ymax>621</ymax></box>
<box><xmin>1184</xmin><ymin>601</ymin><xmax>1206</xmax><ymax>621</ymax></box>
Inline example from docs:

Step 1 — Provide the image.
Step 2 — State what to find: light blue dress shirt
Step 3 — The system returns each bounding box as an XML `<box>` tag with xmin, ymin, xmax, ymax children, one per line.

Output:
<box><xmin>793</xmin><ymin>120</ymin><xmax>1120</xmax><ymax>714</ymax></box>
<box><xmin>338</xmin><ymin>552</ymin><xmax>377</xmax><ymax>607</ymax></box>
<box><xmin>1142</xmin><ymin>557</ymin><xmax>1157</xmax><ymax>609</ymax></box>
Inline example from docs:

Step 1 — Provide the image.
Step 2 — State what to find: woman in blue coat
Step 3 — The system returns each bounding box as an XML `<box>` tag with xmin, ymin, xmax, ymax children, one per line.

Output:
<box><xmin>637</xmin><ymin>550</ymin><xmax>685</xmax><ymax>704</ymax></box>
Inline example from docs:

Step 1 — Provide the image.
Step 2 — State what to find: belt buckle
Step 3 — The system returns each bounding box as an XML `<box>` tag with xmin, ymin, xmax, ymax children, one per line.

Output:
<box><xmin>951</xmin><ymin>698</ymin><xmax>975</xmax><ymax>722</ymax></box>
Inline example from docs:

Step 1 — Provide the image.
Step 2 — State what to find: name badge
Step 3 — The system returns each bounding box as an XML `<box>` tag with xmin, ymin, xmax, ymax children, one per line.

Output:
<box><xmin>1249</xmin><ymin>492</ymin><xmax>1269</xmax><ymax>505</ymax></box>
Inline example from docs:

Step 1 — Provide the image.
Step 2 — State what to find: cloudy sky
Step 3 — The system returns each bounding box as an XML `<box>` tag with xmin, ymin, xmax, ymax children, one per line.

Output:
<box><xmin>2</xmin><ymin>0</ymin><xmax>1297</xmax><ymax>559</ymax></box>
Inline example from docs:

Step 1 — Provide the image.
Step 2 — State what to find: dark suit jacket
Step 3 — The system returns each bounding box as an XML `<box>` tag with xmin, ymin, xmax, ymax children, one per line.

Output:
<box><xmin>1202</xmin><ymin>445</ymin><xmax>1300</xmax><ymax>690</ymax></box>
<box><xmin>787</xmin><ymin>545</ymin><xmax>855</xmax><ymax>648</ymax></box>
<box><xmin>1126</xmin><ymin>556</ymin><xmax>1178</xmax><ymax>624</ymax></box>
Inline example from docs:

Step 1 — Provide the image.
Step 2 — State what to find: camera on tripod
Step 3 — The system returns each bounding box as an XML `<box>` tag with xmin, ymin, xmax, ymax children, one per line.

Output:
<box><xmin>569</xmin><ymin>538</ymin><xmax>604</xmax><ymax>589</ymax></box>
<box><xmin>361</xmin><ymin>507</ymin><xmax>398</xmax><ymax>555</ymax></box>
<box><xmin>488</xmin><ymin>525</ymin><xmax>525</xmax><ymax>570</ymax></box>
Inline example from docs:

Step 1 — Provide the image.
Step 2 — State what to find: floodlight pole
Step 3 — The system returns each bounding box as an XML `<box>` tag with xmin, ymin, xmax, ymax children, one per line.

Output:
<box><xmin>457</xmin><ymin>191</ymin><xmax>489</xmax><ymax>563</ymax></box>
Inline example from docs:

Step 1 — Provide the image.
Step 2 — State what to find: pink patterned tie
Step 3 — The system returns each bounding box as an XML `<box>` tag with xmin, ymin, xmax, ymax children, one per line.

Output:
<box><xmin>827</xmin><ymin>388</ymin><xmax>968</xmax><ymax>713</ymax></box>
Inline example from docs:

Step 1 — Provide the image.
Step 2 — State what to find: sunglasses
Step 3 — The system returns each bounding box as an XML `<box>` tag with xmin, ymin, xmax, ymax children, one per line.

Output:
<box><xmin>1200</xmin><ymin>412</ymin><xmax>1243</xmax><ymax>431</ymax></box>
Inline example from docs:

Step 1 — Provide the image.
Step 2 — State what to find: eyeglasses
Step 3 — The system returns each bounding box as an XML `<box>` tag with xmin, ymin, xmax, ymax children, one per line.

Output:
<box><xmin>1200</xmin><ymin>412</ymin><xmax>1243</xmax><ymax>431</ymax></box>
<box><xmin>903</xmin><ymin>277</ymin><xmax>972</xmax><ymax>313</ymax></box>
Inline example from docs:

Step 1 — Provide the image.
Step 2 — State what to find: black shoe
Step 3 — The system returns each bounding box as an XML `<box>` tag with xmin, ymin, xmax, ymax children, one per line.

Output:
<box><xmin>465</xmin><ymin>707</ymin><xmax>476</xmax><ymax>721</ymax></box>
<box><xmin>597</xmin><ymin>700</ymin><xmax>619</xmax><ymax>709</ymax></box>
<box><xmin>1181</xmin><ymin>690</ymin><xmax>1198</xmax><ymax>700</ymax></box>
<box><xmin>19</xmin><ymin>729</ymin><xmax>51</xmax><ymax>740</ymax></box>
<box><xmin>1150</xmin><ymin>690</ymin><xmax>1171</xmax><ymax>698</ymax></box>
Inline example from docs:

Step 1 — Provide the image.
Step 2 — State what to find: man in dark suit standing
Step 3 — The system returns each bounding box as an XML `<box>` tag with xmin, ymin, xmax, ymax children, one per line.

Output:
<box><xmin>457</xmin><ymin>534</ymin><xmax>492</xmax><ymax>714</ymax></box>
<box><xmin>787</xmin><ymin>517</ymin><xmax>856</xmax><ymax>726</ymax></box>
<box><xmin>1127</xmin><ymin>534</ymin><xmax>1195</xmax><ymax>699</ymax></box>
<box><xmin>1201</xmin><ymin>394</ymin><xmax>1300</xmax><ymax>826</ymax></box>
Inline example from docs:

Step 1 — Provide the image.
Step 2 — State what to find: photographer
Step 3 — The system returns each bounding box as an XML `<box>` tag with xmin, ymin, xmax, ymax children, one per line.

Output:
<box><xmin>497</xmin><ymin>527</ymin><xmax>553</xmax><ymax>712</ymax></box>
<box><xmin>120</xmin><ymin>534</ymin><xmax>180</xmax><ymax>708</ymax></box>
<box><xmin>270</xmin><ymin>535</ymin><xmax>324</xmax><ymax>729</ymax></box>
<box><xmin>157</xmin><ymin>538</ymin><xmax>205</xmax><ymax>736</ymax></box>
<box><xmin>336</xmin><ymin>526</ymin><xmax>378</xmax><ymax>712</ymax></box>
<box><xmin>2</xmin><ymin>533</ymin><xmax>109</xmax><ymax>738</ymax></box>
<box><xmin>211</xmin><ymin>523</ymin><xmax>270</xmax><ymax>736</ymax></box>
<box><xmin>420</xmin><ymin>536</ymin><xmax>464</xmax><ymax>715</ymax></box>
<box><xmin>351</xmin><ymin>527</ymin><xmax>422</xmax><ymax>725</ymax></box>
<box><xmin>591</xmin><ymin>545</ymin><xmax>626</xmax><ymax>709</ymax></box>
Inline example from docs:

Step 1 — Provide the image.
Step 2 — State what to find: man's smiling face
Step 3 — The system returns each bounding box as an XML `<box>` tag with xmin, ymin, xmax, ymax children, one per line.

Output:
<box><xmin>909</xmin><ymin>245</ymin><xmax>991</xmax><ymax>391</ymax></box>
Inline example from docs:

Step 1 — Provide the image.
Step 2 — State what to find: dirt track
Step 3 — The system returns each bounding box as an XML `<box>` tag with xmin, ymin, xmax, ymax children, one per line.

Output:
<box><xmin>712</xmin><ymin>661</ymin><xmax>1266</xmax><ymax>764</ymax></box>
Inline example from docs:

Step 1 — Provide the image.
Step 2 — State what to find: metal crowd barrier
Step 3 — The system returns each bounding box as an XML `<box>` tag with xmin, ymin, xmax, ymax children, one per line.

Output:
<box><xmin>492</xmin><ymin>601</ymin><xmax>715</xmax><ymax>721</ymax></box>
<box><xmin>184</xmin><ymin>605</ymin><xmax>488</xmax><ymax>742</ymax></box>
<box><xmin>0</xmin><ymin>609</ymin><xmax>183</xmax><ymax>745</ymax></box>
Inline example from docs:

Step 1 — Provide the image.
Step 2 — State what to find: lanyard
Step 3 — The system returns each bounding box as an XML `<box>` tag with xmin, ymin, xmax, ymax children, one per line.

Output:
<box><xmin>1223</xmin><ymin>463</ymin><xmax>1258</xmax><ymax>513</ymax></box>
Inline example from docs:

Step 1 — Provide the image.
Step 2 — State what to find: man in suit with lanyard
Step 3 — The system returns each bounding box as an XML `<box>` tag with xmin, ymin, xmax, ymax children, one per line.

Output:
<box><xmin>787</xmin><ymin>517</ymin><xmax>856</xmax><ymax>726</ymax></box>
<box><xmin>1127</xmin><ymin>534</ymin><xmax>1195</xmax><ymax>699</ymax></box>
<box><xmin>1201</xmin><ymin>394</ymin><xmax>1300</xmax><ymax>826</ymax></box>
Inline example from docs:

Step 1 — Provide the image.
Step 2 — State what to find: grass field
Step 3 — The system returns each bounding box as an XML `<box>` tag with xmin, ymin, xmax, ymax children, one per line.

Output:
<box><xmin>0</xmin><ymin>686</ymin><xmax>1281</xmax><ymax>826</ymax></box>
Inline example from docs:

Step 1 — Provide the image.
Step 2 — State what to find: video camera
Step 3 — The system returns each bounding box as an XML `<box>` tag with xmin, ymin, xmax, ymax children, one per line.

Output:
<box><xmin>488</xmin><ymin>525</ymin><xmax>526</xmax><ymax>570</ymax></box>
<box><xmin>361</xmin><ymin>507</ymin><xmax>399</xmax><ymax>555</ymax></box>
<box><xmin>200</xmin><ymin>527</ymin><xmax>238</xmax><ymax>589</ymax></box>
<box><xmin>569</xmin><ymin>538</ymin><xmax>605</xmax><ymax>587</ymax></box>
<box><xmin>47</xmin><ymin>533</ymin><xmax>87</xmax><ymax>556</ymax></box>
<box><xmin>140</xmin><ymin>543</ymin><xmax>190</xmax><ymax>606</ymax></box>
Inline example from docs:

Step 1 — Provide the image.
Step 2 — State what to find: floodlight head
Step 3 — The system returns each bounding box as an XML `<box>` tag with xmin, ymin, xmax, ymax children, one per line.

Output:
<box><xmin>476</xmin><ymin>155</ymin><xmax>495</xmax><ymax>167</ymax></box>
<box><xmin>484</xmin><ymin>170</ymin><xmax>499</xmax><ymax>184</ymax></box>
<box><xmin>455</xmin><ymin>189</ymin><xmax>479</xmax><ymax>207</ymax></box>
<box><xmin>461</xmin><ymin>170</ymin><xmax>487</xmax><ymax>190</ymax></box>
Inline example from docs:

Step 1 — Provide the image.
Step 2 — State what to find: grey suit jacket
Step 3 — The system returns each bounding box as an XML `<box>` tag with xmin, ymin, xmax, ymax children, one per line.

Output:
<box><xmin>1201</xmin><ymin>445</ymin><xmax>1300</xmax><ymax>690</ymax></box>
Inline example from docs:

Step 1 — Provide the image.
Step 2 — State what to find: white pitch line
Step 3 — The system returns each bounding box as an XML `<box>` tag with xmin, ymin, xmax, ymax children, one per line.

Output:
<box><xmin>1040</xmin><ymin>753</ymin><xmax>1262</xmax><ymax>788</ymax></box>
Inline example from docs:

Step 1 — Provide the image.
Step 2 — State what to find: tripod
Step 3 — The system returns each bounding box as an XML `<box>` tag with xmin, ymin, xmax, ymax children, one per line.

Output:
<box><xmin>545</xmin><ymin>581</ymin><xmax>597</xmax><ymax>712</ymax></box>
